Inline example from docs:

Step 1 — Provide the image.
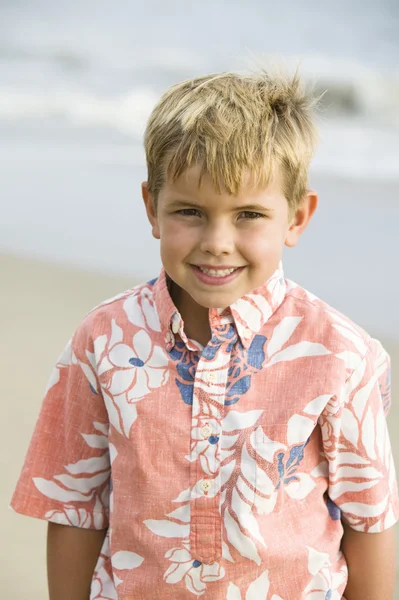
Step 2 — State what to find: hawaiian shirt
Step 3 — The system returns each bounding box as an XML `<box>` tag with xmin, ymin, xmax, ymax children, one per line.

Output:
<box><xmin>9</xmin><ymin>263</ymin><xmax>399</xmax><ymax>600</ymax></box>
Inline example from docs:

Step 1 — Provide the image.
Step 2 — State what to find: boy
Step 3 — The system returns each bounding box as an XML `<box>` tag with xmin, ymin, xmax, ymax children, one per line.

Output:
<box><xmin>10</xmin><ymin>69</ymin><xmax>398</xmax><ymax>600</ymax></box>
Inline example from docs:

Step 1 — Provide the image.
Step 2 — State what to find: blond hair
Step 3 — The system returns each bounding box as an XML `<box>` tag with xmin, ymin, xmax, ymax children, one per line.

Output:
<box><xmin>144</xmin><ymin>68</ymin><xmax>320</xmax><ymax>216</ymax></box>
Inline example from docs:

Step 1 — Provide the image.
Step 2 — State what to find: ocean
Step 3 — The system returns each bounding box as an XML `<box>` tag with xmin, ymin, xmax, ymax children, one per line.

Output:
<box><xmin>1</xmin><ymin>0</ymin><xmax>398</xmax><ymax>339</ymax></box>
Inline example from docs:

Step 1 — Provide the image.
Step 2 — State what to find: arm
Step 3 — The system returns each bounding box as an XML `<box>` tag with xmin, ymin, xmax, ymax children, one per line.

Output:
<box><xmin>47</xmin><ymin>522</ymin><xmax>107</xmax><ymax>600</ymax></box>
<box><xmin>341</xmin><ymin>522</ymin><xmax>396</xmax><ymax>600</ymax></box>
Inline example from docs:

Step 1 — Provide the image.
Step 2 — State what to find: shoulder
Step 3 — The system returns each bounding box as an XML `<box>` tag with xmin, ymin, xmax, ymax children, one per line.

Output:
<box><xmin>283</xmin><ymin>278</ymin><xmax>374</xmax><ymax>348</ymax></box>
<box><xmin>69</xmin><ymin>277</ymin><xmax>160</xmax><ymax>350</ymax></box>
<box><xmin>279</xmin><ymin>279</ymin><xmax>389</xmax><ymax>380</ymax></box>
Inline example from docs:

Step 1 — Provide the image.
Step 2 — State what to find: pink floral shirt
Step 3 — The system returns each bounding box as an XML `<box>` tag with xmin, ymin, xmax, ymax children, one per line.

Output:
<box><xmin>10</xmin><ymin>264</ymin><xmax>399</xmax><ymax>599</ymax></box>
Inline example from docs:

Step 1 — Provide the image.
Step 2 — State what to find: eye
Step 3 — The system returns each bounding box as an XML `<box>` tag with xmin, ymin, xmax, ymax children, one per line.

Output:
<box><xmin>176</xmin><ymin>208</ymin><xmax>202</xmax><ymax>217</ymax></box>
<box><xmin>239</xmin><ymin>211</ymin><xmax>265</xmax><ymax>220</ymax></box>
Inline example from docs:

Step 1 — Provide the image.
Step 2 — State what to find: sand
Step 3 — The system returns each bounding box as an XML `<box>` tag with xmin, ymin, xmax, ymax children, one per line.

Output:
<box><xmin>2</xmin><ymin>252</ymin><xmax>398</xmax><ymax>598</ymax></box>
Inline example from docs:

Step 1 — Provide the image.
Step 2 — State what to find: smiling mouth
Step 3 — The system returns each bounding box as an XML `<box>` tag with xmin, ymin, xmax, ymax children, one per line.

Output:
<box><xmin>196</xmin><ymin>266</ymin><xmax>239</xmax><ymax>277</ymax></box>
<box><xmin>190</xmin><ymin>265</ymin><xmax>246</xmax><ymax>279</ymax></box>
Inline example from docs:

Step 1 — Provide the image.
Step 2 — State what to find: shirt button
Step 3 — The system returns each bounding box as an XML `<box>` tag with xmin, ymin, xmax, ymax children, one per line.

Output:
<box><xmin>243</xmin><ymin>328</ymin><xmax>252</xmax><ymax>339</ymax></box>
<box><xmin>171</xmin><ymin>321</ymin><xmax>180</xmax><ymax>334</ymax></box>
<box><xmin>200</xmin><ymin>480</ymin><xmax>211</xmax><ymax>493</ymax></box>
<box><xmin>200</xmin><ymin>425</ymin><xmax>212</xmax><ymax>438</ymax></box>
<box><xmin>206</xmin><ymin>372</ymin><xmax>217</xmax><ymax>383</ymax></box>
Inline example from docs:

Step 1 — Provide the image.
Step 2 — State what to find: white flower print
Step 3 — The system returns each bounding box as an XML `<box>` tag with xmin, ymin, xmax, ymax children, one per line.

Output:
<box><xmin>319</xmin><ymin>349</ymin><xmax>397</xmax><ymax>532</ymax></box>
<box><xmin>123</xmin><ymin>287</ymin><xmax>161</xmax><ymax>332</ymax></box>
<box><xmin>94</xmin><ymin>322</ymin><xmax>169</xmax><ymax>437</ymax></box>
<box><xmin>264</xmin><ymin>315</ymin><xmax>330</xmax><ymax>368</ymax></box>
<box><xmin>107</xmin><ymin>329</ymin><xmax>169</xmax><ymax>401</ymax></box>
<box><xmin>144</xmin><ymin>503</ymin><xmax>226</xmax><ymax>596</ymax></box>
<box><xmin>45</xmin><ymin>497</ymin><xmax>107</xmax><ymax>530</ymax></box>
<box><xmin>90</xmin><ymin>532</ymin><xmax>144</xmax><ymax>600</ymax></box>
<box><xmin>226</xmin><ymin>569</ymin><xmax>284</xmax><ymax>599</ymax></box>
<box><xmin>33</xmin><ymin>422</ymin><xmax>110</xmax><ymax>528</ymax></box>
<box><xmin>164</xmin><ymin>543</ymin><xmax>225</xmax><ymax>596</ymax></box>
<box><xmin>304</xmin><ymin>547</ymin><xmax>347</xmax><ymax>599</ymax></box>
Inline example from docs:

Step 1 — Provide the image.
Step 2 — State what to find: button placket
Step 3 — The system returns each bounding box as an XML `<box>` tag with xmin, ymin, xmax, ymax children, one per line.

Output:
<box><xmin>189</xmin><ymin>336</ymin><xmax>232</xmax><ymax>565</ymax></box>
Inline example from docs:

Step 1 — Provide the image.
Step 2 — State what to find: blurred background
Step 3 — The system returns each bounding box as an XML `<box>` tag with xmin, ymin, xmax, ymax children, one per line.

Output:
<box><xmin>1</xmin><ymin>0</ymin><xmax>398</xmax><ymax>597</ymax></box>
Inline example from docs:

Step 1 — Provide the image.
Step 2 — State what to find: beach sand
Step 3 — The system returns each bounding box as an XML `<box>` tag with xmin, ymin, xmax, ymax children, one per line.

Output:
<box><xmin>2</xmin><ymin>252</ymin><xmax>398</xmax><ymax>598</ymax></box>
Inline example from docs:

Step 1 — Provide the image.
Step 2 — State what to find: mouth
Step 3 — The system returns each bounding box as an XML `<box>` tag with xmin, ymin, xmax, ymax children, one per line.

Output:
<box><xmin>190</xmin><ymin>264</ymin><xmax>246</xmax><ymax>285</ymax></box>
<box><xmin>195</xmin><ymin>266</ymin><xmax>239</xmax><ymax>277</ymax></box>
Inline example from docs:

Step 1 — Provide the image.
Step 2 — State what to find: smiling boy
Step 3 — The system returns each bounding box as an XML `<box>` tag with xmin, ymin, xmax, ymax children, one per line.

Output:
<box><xmin>143</xmin><ymin>164</ymin><xmax>315</xmax><ymax>348</ymax></box>
<box><xmin>10</xmin><ymin>69</ymin><xmax>398</xmax><ymax>599</ymax></box>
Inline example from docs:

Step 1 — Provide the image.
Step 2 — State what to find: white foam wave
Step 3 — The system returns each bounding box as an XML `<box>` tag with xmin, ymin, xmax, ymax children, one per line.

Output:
<box><xmin>313</xmin><ymin>121</ymin><xmax>399</xmax><ymax>180</ymax></box>
<box><xmin>1</xmin><ymin>50</ymin><xmax>399</xmax><ymax>125</ymax></box>
<box><xmin>1</xmin><ymin>75</ymin><xmax>398</xmax><ymax>180</ymax></box>
<box><xmin>300</xmin><ymin>55</ymin><xmax>399</xmax><ymax>122</ymax></box>
<box><xmin>243</xmin><ymin>53</ymin><xmax>399</xmax><ymax>122</ymax></box>
<box><xmin>0</xmin><ymin>87</ymin><xmax>158</xmax><ymax>137</ymax></box>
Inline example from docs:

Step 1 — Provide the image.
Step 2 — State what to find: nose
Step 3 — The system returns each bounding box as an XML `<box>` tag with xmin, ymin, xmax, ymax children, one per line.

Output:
<box><xmin>199</xmin><ymin>222</ymin><xmax>235</xmax><ymax>256</ymax></box>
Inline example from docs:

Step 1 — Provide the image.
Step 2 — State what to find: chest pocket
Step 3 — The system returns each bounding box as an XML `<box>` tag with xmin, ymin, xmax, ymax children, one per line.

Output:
<box><xmin>251</xmin><ymin>423</ymin><xmax>320</xmax><ymax>515</ymax></box>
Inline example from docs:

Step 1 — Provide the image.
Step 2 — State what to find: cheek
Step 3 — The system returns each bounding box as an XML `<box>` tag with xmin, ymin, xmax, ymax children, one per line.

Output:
<box><xmin>239</xmin><ymin>226</ymin><xmax>283</xmax><ymax>262</ymax></box>
<box><xmin>160</xmin><ymin>221</ymin><xmax>197</xmax><ymax>255</ymax></box>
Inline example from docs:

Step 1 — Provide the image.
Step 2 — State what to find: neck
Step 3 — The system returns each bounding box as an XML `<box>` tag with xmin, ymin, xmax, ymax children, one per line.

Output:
<box><xmin>170</xmin><ymin>282</ymin><xmax>212</xmax><ymax>347</ymax></box>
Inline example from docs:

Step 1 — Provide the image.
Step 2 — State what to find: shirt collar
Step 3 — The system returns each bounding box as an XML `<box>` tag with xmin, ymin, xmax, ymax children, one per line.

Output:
<box><xmin>153</xmin><ymin>262</ymin><xmax>286</xmax><ymax>351</ymax></box>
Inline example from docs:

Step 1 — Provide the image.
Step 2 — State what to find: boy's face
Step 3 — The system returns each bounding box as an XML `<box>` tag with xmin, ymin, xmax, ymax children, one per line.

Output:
<box><xmin>142</xmin><ymin>165</ymin><xmax>317</xmax><ymax>310</ymax></box>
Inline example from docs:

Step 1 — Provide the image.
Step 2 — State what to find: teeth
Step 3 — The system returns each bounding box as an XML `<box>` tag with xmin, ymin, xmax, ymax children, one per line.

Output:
<box><xmin>198</xmin><ymin>267</ymin><xmax>237</xmax><ymax>277</ymax></box>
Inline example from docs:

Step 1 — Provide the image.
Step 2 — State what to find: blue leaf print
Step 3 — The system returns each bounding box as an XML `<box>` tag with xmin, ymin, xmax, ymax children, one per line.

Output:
<box><xmin>226</xmin><ymin>375</ymin><xmax>251</xmax><ymax>398</ymax></box>
<box><xmin>176</xmin><ymin>362</ymin><xmax>194</xmax><ymax>382</ymax></box>
<box><xmin>176</xmin><ymin>379</ymin><xmax>194</xmax><ymax>405</ymax></box>
<box><xmin>202</xmin><ymin>344</ymin><xmax>220</xmax><ymax>361</ymax></box>
<box><xmin>283</xmin><ymin>475</ymin><xmax>299</xmax><ymax>485</ymax></box>
<box><xmin>276</xmin><ymin>452</ymin><xmax>285</xmax><ymax>486</ymax></box>
<box><xmin>168</xmin><ymin>346</ymin><xmax>183</xmax><ymax>361</ymax></box>
<box><xmin>222</xmin><ymin>336</ymin><xmax>267</xmax><ymax>405</ymax></box>
<box><xmin>218</xmin><ymin>325</ymin><xmax>236</xmax><ymax>339</ymax></box>
<box><xmin>275</xmin><ymin>439</ymin><xmax>310</xmax><ymax>490</ymax></box>
<box><xmin>168</xmin><ymin>324</ymin><xmax>268</xmax><ymax>407</ymax></box>
<box><xmin>286</xmin><ymin>443</ymin><xmax>306</xmax><ymax>469</ymax></box>
<box><xmin>246</xmin><ymin>335</ymin><xmax>267</xmax><ymax>369</ymax></box>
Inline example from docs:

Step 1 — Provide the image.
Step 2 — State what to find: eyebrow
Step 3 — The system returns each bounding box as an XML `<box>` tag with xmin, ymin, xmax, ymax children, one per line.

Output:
<box><xmin>166</xmin><ymin>200</ymin><xmax>274</xmax><ymax>212</ymax></box>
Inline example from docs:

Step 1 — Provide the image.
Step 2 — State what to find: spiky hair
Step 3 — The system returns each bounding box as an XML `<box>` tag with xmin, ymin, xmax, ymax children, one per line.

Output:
<box><xmin>144</xmin><ymin>67</ymin><xmax>320</xmax><ymax>215</ymax></box>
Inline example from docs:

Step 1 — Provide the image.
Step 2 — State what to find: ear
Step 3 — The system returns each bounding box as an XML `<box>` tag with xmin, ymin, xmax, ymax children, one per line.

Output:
<box><xmin>285</xmin><ymin>190</ymin><xmax>318</xmax><ymax>248</ymax></box>
<box><xmin>141</xmin><ymin>182</ymin><xmax>160</xmax><ymax>240</ymax></box>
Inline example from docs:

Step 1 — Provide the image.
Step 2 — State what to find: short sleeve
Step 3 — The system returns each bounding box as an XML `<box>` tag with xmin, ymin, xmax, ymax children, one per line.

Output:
<box><xmin>369</xmin><ymin>337</ymin><xmax>392</xmax><ymax>416</ymax></box>
<box><xmin>320</xmin><ymin>340</ymin><xmax>399</xmax><ymax>533</ymax></box>
<box><xmin>9</xmin><ymin>318</ymin><xmax>110</xmax><ymax>530</ymax></box>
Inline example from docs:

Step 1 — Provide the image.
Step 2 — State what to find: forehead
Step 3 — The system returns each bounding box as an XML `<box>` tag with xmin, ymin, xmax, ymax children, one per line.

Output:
<box><xmin>160</xmin><ymin>164</ymin><xmax>286</xmax><ymax>208</ymax></box>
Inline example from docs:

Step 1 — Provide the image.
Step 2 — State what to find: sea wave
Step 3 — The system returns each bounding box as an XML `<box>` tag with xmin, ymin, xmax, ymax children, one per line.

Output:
<box><xmin>0</xmin><ymin>87</ymin><xmax>159</xmax><ymax>137</ymax></box>
<box><xmin>1</xmin><ymin>51</ymin><xmax>398</xmax><ymax>180</ymax></box>
<box><xmin>298</xmin><ymin>55</ymin><xmax>399</xmax><ymax>121</ymax></box>
<box><xmin>1</xmin><ymin>45</ymin><xmax>399</xmax><ymax>122</ymax></box>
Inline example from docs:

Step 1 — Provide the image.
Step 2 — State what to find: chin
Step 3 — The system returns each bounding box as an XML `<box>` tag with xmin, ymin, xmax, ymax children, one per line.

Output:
<box><xmin>192</xmin><ymin>291</ymin><xmax>241</xmax><ymax>310</ymax></box>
